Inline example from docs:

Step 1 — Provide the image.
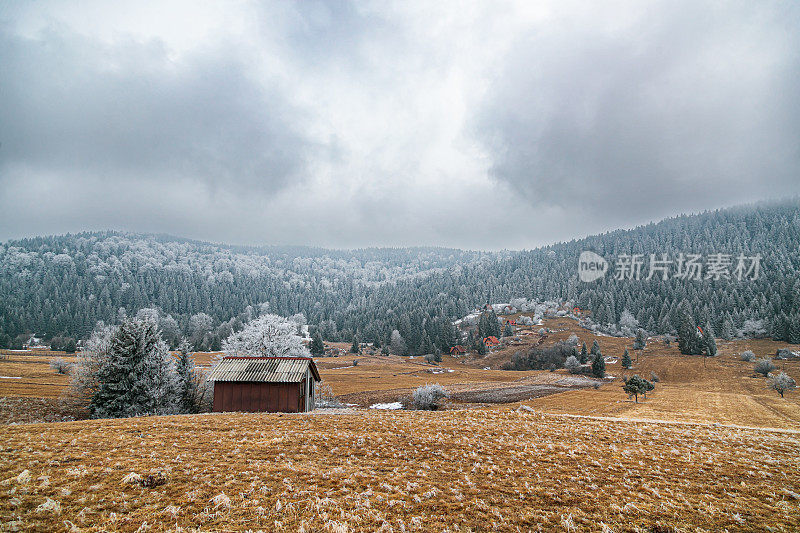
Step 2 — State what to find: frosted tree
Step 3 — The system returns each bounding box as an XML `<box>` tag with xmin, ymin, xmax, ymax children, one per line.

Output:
<box><xmin>189</xmin><ymin>313</ymin><xmax>214</xmax><ymax>351</ymax></box>
<box><xmin>175</xmin><ymin>338</ymin><xmax>201</xmax><ymax>413</ymax></box>
<box><xmin>91</xmin><ymin>316</ymin><xmax>179</xmax><ymax>418</ymax></box>
<box><xmin>159</xmin><ymin>314</ymin><xmax>181</xmax><ymax>348</ymax></box>
<box><xmin>221</xmin><ymin>313</ymin><xmax>310</xmax><ymax>358</ymax></box>
<box><xmin>66</xmin><ymin>322</ymin><xmax>116</xmax><ymax>411</ymax></box>
<box><xmin>564</xmin><ymin>355</ymin><xmax>580</xmax><ymax>373</ymax></box>
<box><xmin>619</xmin><ymin>310</ymin><xmax>638</xmax><ymax>336</ymax></box>
<box><xmin>769</xmin><ymin>371</ymin><xmax>796</xmax><ymax>398</ymax></box>
<box><xmin>633</xmin><ymin>328</ymin><xmax>647</xmax><ymax>350</ymax></box>
<box><xmin>390</xmin><ymin>330</ymin><xmax>407</xmax><ymax>355</ymax></box>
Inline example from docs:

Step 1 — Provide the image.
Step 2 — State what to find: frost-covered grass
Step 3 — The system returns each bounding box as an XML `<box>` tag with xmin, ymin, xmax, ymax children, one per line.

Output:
<box><xmin>1</xmin><ymin>410</ymin><xmax>799</xmax><ymax>531</ymax></box>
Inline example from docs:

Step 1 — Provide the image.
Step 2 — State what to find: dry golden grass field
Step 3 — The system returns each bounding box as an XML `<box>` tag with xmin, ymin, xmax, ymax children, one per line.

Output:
<box><xmin>2</xmin><ymin>410</ymin><xmax>799</xmax><ymax>531</ymax></box>
<box><xmin>2</xmin><ymin>317</ymin><xmax>800</xmax><ymax>531</ymax></box>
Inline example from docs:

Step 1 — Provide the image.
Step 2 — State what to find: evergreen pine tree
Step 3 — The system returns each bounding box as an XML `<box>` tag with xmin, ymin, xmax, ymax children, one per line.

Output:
<box><xmin>350</xmin><ymin>335</ymin><xmax>360</xmax><ymax>354</ymax></box>
<box><xmin>579</xmin><ymin>342</ymin><xmax>588</xmax><ymax>364</ymax></box>
<box><xmin>503</xmin><ymin>322</ymin><xmax>514</xmax><ymax>337</ymax></box>
<box><xmin>703</xmin><ymin>324</ymin><xmax>717</xmax><ymax>357</ymax></box>
<box><xmin>310</xmin><ymin>330</ymin><xmax>325</xmax><ymax>356</ymax></box>
<box><xmin>175</xmin><ymin>338</ymin><xmax>198</xmax><ymax>413</ymax></box>
<box><xmin>476</xmin><ymin>340</ymin><xmax>487</xmax><ymax>356</ymax></box>
<box><xmin>633</xmin><ymin>328</ymin><xmax>647</xmax><ymax>350</ymax></box>
<box><xmin>721</xmin><ymin>319</ymin><xmax>734</xmax><ymax>341</ymax></box>
<box><xmin>91</xmin><ymin>316</ymin><xmax>178</xmax><ymax>418</ymax></box>
<box><xmin>622</xmin><ymin>348</ymin><xmax>632</xmax><ymax>369</ymax></box>
<box><xmin>790</xmin><ymin>314</ymin><xmax>800</xmax><ymax>344</ymax></box>
<box><xmin>591</xmin><ymin>348</ymin><xmax>605</xmax><ymax>378</ymax></box>
<box><xmin>590</xmin><ymin>340</ymin><xmax>600</xmax><ymax>356</ymax></box>
<box><xmin>678</xmin><ymin>314</ymin><xmax>702</xmax><ymax>355</ymax></box>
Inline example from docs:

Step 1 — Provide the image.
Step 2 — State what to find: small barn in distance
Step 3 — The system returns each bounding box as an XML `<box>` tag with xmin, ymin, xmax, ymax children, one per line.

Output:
<box><xmin>208</xmin><ymin>356</ymin><xmax>321</xmax><ymax>413</ymax></box>
<box><xmin>450</xmin><ymin>345</ymin><xmax>466</xmax><ymax>356</ymax></box>
<box><xmin>483</xmin><ymin>336</ymin><xmax>500</xmax><ymax>347</ymax></box>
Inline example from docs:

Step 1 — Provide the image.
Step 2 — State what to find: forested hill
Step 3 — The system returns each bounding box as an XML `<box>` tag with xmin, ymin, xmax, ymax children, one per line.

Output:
<box><xmin>1</xmin><ymin>199</ymin><xmax>799</xmax><ymax>350</ymax></box>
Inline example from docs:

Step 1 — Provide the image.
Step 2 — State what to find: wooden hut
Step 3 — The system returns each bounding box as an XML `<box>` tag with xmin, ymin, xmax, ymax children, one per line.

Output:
<box><xmin>449</xmin><ymin>345</ymin><xmax>466</xmax><ymax>355</ymax></box>
<box><xmin>208</xmin><ymin>356</ymin><xmax>321</xmax><ymax>413</ymax></box>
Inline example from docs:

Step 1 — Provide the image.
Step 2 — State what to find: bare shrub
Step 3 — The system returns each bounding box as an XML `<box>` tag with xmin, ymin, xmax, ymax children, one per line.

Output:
<box><xmin>49</xmin><ymin>358</ymin><xmax>72</xmax><ymax>375</ymax></box>
<box><xmin>412</xmin><ymin>384</ymin><xmax>449</xmax><ymax>410</ymax></box>
<box><xmin>740</xmin><ymin>350</ymin><xmax>755</xmax><ymax>362</ymax></box>
<box><xmin>754</xmin><ymin>358</ymin><xmax>776</xmax><ymax>377</ymax></box>
<box><xmin>650</xmin><ymin>371</ymin><xmax>660</xmax><ymax>383</ymax></box>
<box><xmin>315</xmin><ymin>381</ymin><xmax>344</xmax><ymax>408</ymax></box>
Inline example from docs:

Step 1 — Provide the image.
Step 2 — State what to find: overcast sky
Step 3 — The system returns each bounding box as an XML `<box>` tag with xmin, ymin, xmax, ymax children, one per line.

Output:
<box><xmin>1</xmin><ymin>1</ymin><xmax>798</xmax><ymax>250</ymax></box>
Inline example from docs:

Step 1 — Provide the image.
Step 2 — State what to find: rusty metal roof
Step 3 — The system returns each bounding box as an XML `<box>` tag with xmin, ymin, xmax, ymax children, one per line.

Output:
<box><xmin>207</xmin><ymin>356</ymin><xmax>321</xmax><ymax>383</ymax></box>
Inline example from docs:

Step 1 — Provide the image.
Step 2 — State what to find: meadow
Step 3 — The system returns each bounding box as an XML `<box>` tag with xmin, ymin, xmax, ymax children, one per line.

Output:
<box><xmin>1</xmin><ymin>318</ymin><xmax>799</xmax><ymax>531</ymax></box>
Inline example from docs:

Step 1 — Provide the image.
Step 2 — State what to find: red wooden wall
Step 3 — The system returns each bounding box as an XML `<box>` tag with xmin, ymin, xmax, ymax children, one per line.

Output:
<box><xmin>213</xmin><ymin>381</ymin><xmax>305</xmax><ymax>413</ymax></box>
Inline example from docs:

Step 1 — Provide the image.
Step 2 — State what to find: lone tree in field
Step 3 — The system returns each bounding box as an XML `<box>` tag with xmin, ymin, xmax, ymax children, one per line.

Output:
<box><xmin>642</xmin><ymin>377</ymin><xmax>655</xmax><ymax>398</ymax></box>
<box><xmin>222</xmin><ymin>313</ymin><xmax>310</xmax><ymax>359</ymax></box>
<box><xmin>91</xmin><ymin>316</ymin><xmax>179</xmax><ymax>418</ymax></box>
<box><xmin>633</xmin><ymin>328</ymin><xmax>647</xmax><ymax>350</ymax></box>
<box><xmin>678</xmin><ymin>312</ymin><xmax>704</xmax><ymax>355</ymax></box>
<box><xmin>350</xmin><ymin>335</ymin><xmax>360</xmax><ymax>354</ymax></box>
<box><xmin>754</xmin><ymin>358</ymin><xmax>776</xmax><ymax>377</ymax></box>
<box><xmin>621</xmin><ymin>349</ymin><xmax>632</xmax><ymax>369</ymax></box>
<box><xmin>623</xmin><ymin>374</ymin><xmax>647</xmax><ymax>403</ymax></box>
<box><xmin>579</xmin><ymin>342</ymin><xmax>588</xmax><ymax>364</ymax></box>
<box><xmin>768</xmin><ymin>371</ymin><xmax>796</xmax><ymax>398</ymax></box>
<box><xmin>310</xmin><ymin>329</ymin><xmax>325</xmax><ymax>356</ymax></box>
<box><xmin>591</xmin><ymin>348</ymin><xmax>606</xmax><ymax>378</ymax></box>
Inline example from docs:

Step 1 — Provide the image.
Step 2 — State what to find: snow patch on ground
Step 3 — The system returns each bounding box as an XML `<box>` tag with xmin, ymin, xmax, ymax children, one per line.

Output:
<box><xmin>0</xmin><ymin>376</ymin><xmax>22</xmax><ymax>379</ymax></box>
<box><xmin>370</xmin><ymin>402</ymin><xmax>403</xmax><ymax>410</ymax></box>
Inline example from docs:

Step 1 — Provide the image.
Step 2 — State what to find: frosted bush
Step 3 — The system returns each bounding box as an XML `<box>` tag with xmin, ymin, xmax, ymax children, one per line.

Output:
<box><xmin>412</xmin><ymin>384</ymin><xmax>449</xmax><ymax>410</ymax></box>
<box><xmin>740</xmin><ymin>350</ymin><xmax>755</xmax><ymax>362</ymax></box>
<box><xmin>754</xmin><ymin>359</ymin><xmax>775</xmax><ymax>377</ymax></box>
<box><xmin>49</xmin><ymin>358</ymin><xmax>73</xmax><ymax>374</ymax></box>
<box><xmin>564</xmin><ymin>356</ymin><xmax>581</xmax><ymax>374</ymax></box>
<box><xmin>315</xmin><ymin>382</ymin><xmax>344</xmax><ymax>408</ymax></box>
<box><xmin>516</xmin><ymin>316</ymin><xmax>534</xmax><ymax>326</ymax></box>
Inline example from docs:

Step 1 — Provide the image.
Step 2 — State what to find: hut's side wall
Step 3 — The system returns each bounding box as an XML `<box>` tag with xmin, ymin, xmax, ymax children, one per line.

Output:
<box><xmin>213</xmin><ymin>381</ymin><xmax>304</xmax><ymax>413</ymax></box>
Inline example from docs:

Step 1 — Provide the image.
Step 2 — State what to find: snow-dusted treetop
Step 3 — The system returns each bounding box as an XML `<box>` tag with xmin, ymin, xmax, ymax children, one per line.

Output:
<box><xmin>222</xmin><ymin>313</ymin><xmax>310</xmax><ymax>358</ymax></box>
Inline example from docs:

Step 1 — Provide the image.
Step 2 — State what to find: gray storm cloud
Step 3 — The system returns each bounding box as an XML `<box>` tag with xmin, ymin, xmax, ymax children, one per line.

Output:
<box><xmin>0</xmin><ymin>1</ymin><xmax>798</xmax><ymax>249</ymax></box>
<box><xmin>475</xmin><ymin>2</ymin><xmax>800</xmax><ymax>223</ymax></box>
<box><xmin>0</xmin><ymin>27</ymin><xmax>314</xmax><ymax>194</ymax></box>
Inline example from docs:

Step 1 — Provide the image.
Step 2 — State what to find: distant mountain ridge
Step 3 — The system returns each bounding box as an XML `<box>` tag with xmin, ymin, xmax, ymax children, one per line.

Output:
<box><xmin>1</xmin><ymin>199</ymin><xmax>798</xmax><ymax>350</ymax></box>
